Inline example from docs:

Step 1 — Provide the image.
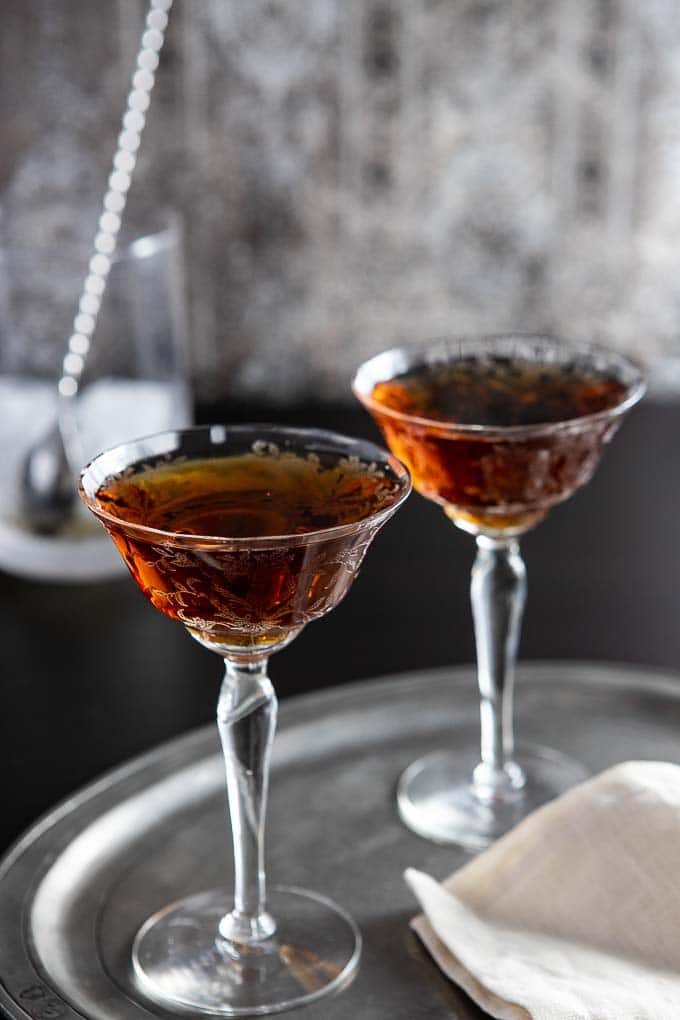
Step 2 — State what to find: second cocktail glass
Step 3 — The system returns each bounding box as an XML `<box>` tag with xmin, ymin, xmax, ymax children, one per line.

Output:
<box><xmin>354</xmin><ymin>334</ymin><xmax>644</xmax><ymax>850</ymax></box>
<box><xmin>79</xmin><ymin>424</ymin><xmax>410</xmax><ymax>1016</ymax></box>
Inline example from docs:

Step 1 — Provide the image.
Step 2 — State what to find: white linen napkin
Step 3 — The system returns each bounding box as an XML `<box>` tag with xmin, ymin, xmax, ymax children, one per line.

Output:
<box><xmin>406</xmin><ymin>761</ymin><xmax>680</xmax><ymax>1020</ymax></box>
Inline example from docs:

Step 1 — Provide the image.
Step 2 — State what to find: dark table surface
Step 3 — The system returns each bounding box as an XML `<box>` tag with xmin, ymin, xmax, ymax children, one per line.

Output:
<box><xmin>1</xmin><ymin>397</ymin><xmax>678</xmax><ymax>856</ymax></box>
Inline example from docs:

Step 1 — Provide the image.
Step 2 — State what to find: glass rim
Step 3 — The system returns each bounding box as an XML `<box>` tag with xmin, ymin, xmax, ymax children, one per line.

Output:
<box><xmin>352</xmin><ymin>333</ymin><xmax>647</xmax><ymax>438</ymax></box>
<box><xmin>79</xmin><ymin>423</ymin><xmax>412</xmax><ymax>549</ymax></box>
<box><xmin>1</xmin><ymin>212</ymin><xmax>181</xmax><ymax>268</ymax></box>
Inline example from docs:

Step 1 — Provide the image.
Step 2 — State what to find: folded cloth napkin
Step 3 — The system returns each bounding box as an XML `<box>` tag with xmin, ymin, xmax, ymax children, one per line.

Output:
<box><xmin>406</xmin><ymin>761</ymin><xmax>680</xmax><ymax>1020</ymax></box>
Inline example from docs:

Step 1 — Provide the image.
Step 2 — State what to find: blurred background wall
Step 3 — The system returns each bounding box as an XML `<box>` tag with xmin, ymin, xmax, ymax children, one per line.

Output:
<box><xmin>2</xmin><ymin>0</ymin><xmax>680</xmax><ymax>404</ymax></box>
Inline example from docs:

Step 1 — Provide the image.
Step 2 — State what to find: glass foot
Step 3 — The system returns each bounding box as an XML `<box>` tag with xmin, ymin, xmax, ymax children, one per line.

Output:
<box><xmin>132</xmin><ymin>885</ymin><xmax>361</xmax><ymax>1017</ymax></box>
<box><xmin>397</xmin><ymin>744</ymin><xmax>589</xmax><ymax>851</ymax></box>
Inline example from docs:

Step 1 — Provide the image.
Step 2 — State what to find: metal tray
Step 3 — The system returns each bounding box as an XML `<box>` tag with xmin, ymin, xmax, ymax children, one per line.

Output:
<box><xmin>3</xmin><ymin>662</ymin><xmax>680</xmax><ymax>1020</ymax></box>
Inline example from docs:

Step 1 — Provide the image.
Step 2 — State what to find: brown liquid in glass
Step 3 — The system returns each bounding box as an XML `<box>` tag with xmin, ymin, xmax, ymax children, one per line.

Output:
<box><xmin>369</xmin><ymin>358</ymin><xmax>628</xmax><ymax>534</ymax></box>
<box><xmin>94</xmin><ymin>451</ymin><xmax>398</xmax><ymax>652</ymax></box>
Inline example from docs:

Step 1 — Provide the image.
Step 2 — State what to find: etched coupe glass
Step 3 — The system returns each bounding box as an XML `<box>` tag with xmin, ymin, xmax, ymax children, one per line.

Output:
<box><xmin>354</xmin><ymin>335</ymin><xmax>644</xmax><ymax>850</ymax></box>
<box><xmin>79</xmin><ymin>424</ymin><xmax>410</xmax><ymax>1016</ymax></box>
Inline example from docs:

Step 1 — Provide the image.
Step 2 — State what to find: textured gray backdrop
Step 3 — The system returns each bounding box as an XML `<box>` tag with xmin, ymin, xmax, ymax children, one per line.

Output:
<box><xmin>1</xmin><ymin>0</ymin><xmax>679</xmax><ymax>403</ymax></box>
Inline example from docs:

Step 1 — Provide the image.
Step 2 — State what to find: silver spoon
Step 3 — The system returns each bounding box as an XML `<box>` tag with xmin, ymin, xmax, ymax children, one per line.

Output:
<box><xmin>21</xmin><ymin>0</ymin><xmax>172</xmax><ymax>534</ymax></box>
<box><xmin>21</xmin><ymin>394</ymin><xmax>81</xmax><ymax>534</ymax></box>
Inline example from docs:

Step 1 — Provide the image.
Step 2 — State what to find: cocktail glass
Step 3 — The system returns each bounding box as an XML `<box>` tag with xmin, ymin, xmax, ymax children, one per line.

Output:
<box><xmin>353</xmin><ymin>334</ymin><xmax>644</xmax><ymax>850</ymax></box>
<box><xmin>79</xmin><ymin>424</ymin><xmax>410</xmax><ymax>1016</ymax></box>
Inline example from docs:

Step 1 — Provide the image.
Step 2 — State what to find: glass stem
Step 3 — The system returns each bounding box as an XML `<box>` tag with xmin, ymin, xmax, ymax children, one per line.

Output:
<box><xmin>470</xmin><ymin>535</ymin><xmax>527</xmax><ymax>802</ymax></box>
<box><xmin>216</xmin><ymin>657</ymin><xmax>277</xmax><ymax>944</ymax></box>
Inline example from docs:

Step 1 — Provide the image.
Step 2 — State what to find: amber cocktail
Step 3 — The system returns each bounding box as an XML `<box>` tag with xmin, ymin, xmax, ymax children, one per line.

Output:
<box><xmin>80</xmin><ymin>424</ymin><xmax>410</xmax><ymax>1016</ymax></box>
<box><xmin>354</xmin><ymin>335</ymin><xmax>644</xmax><ymax>849</ymax></box>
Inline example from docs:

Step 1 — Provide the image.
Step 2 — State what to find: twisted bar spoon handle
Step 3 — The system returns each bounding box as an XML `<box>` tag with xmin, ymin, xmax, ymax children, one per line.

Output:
<box><xmin>21</xmin><ymin>0</ymin><xmax>172</xmax><ymax>534</ymax></box>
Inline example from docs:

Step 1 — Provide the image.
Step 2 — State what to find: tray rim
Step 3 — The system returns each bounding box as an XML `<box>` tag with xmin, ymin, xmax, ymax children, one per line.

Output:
<box><xmin>4</xmin><ymin>657</ymin><xmax>680</xmax><ymax>879</ymax></box>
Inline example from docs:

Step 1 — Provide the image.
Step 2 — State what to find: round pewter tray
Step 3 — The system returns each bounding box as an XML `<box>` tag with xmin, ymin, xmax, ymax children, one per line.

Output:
<box><xmin>2</xmin><ymin>662</ymin><xmax>680</xmax><ymax>1020</ymax></box>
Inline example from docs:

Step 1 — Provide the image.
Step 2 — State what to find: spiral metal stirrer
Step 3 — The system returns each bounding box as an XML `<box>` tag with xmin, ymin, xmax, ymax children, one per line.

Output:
<box><xmin>21</xmin><ymin>0</ymin><xmax>173</xmax><ymax>534</ymax></box>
